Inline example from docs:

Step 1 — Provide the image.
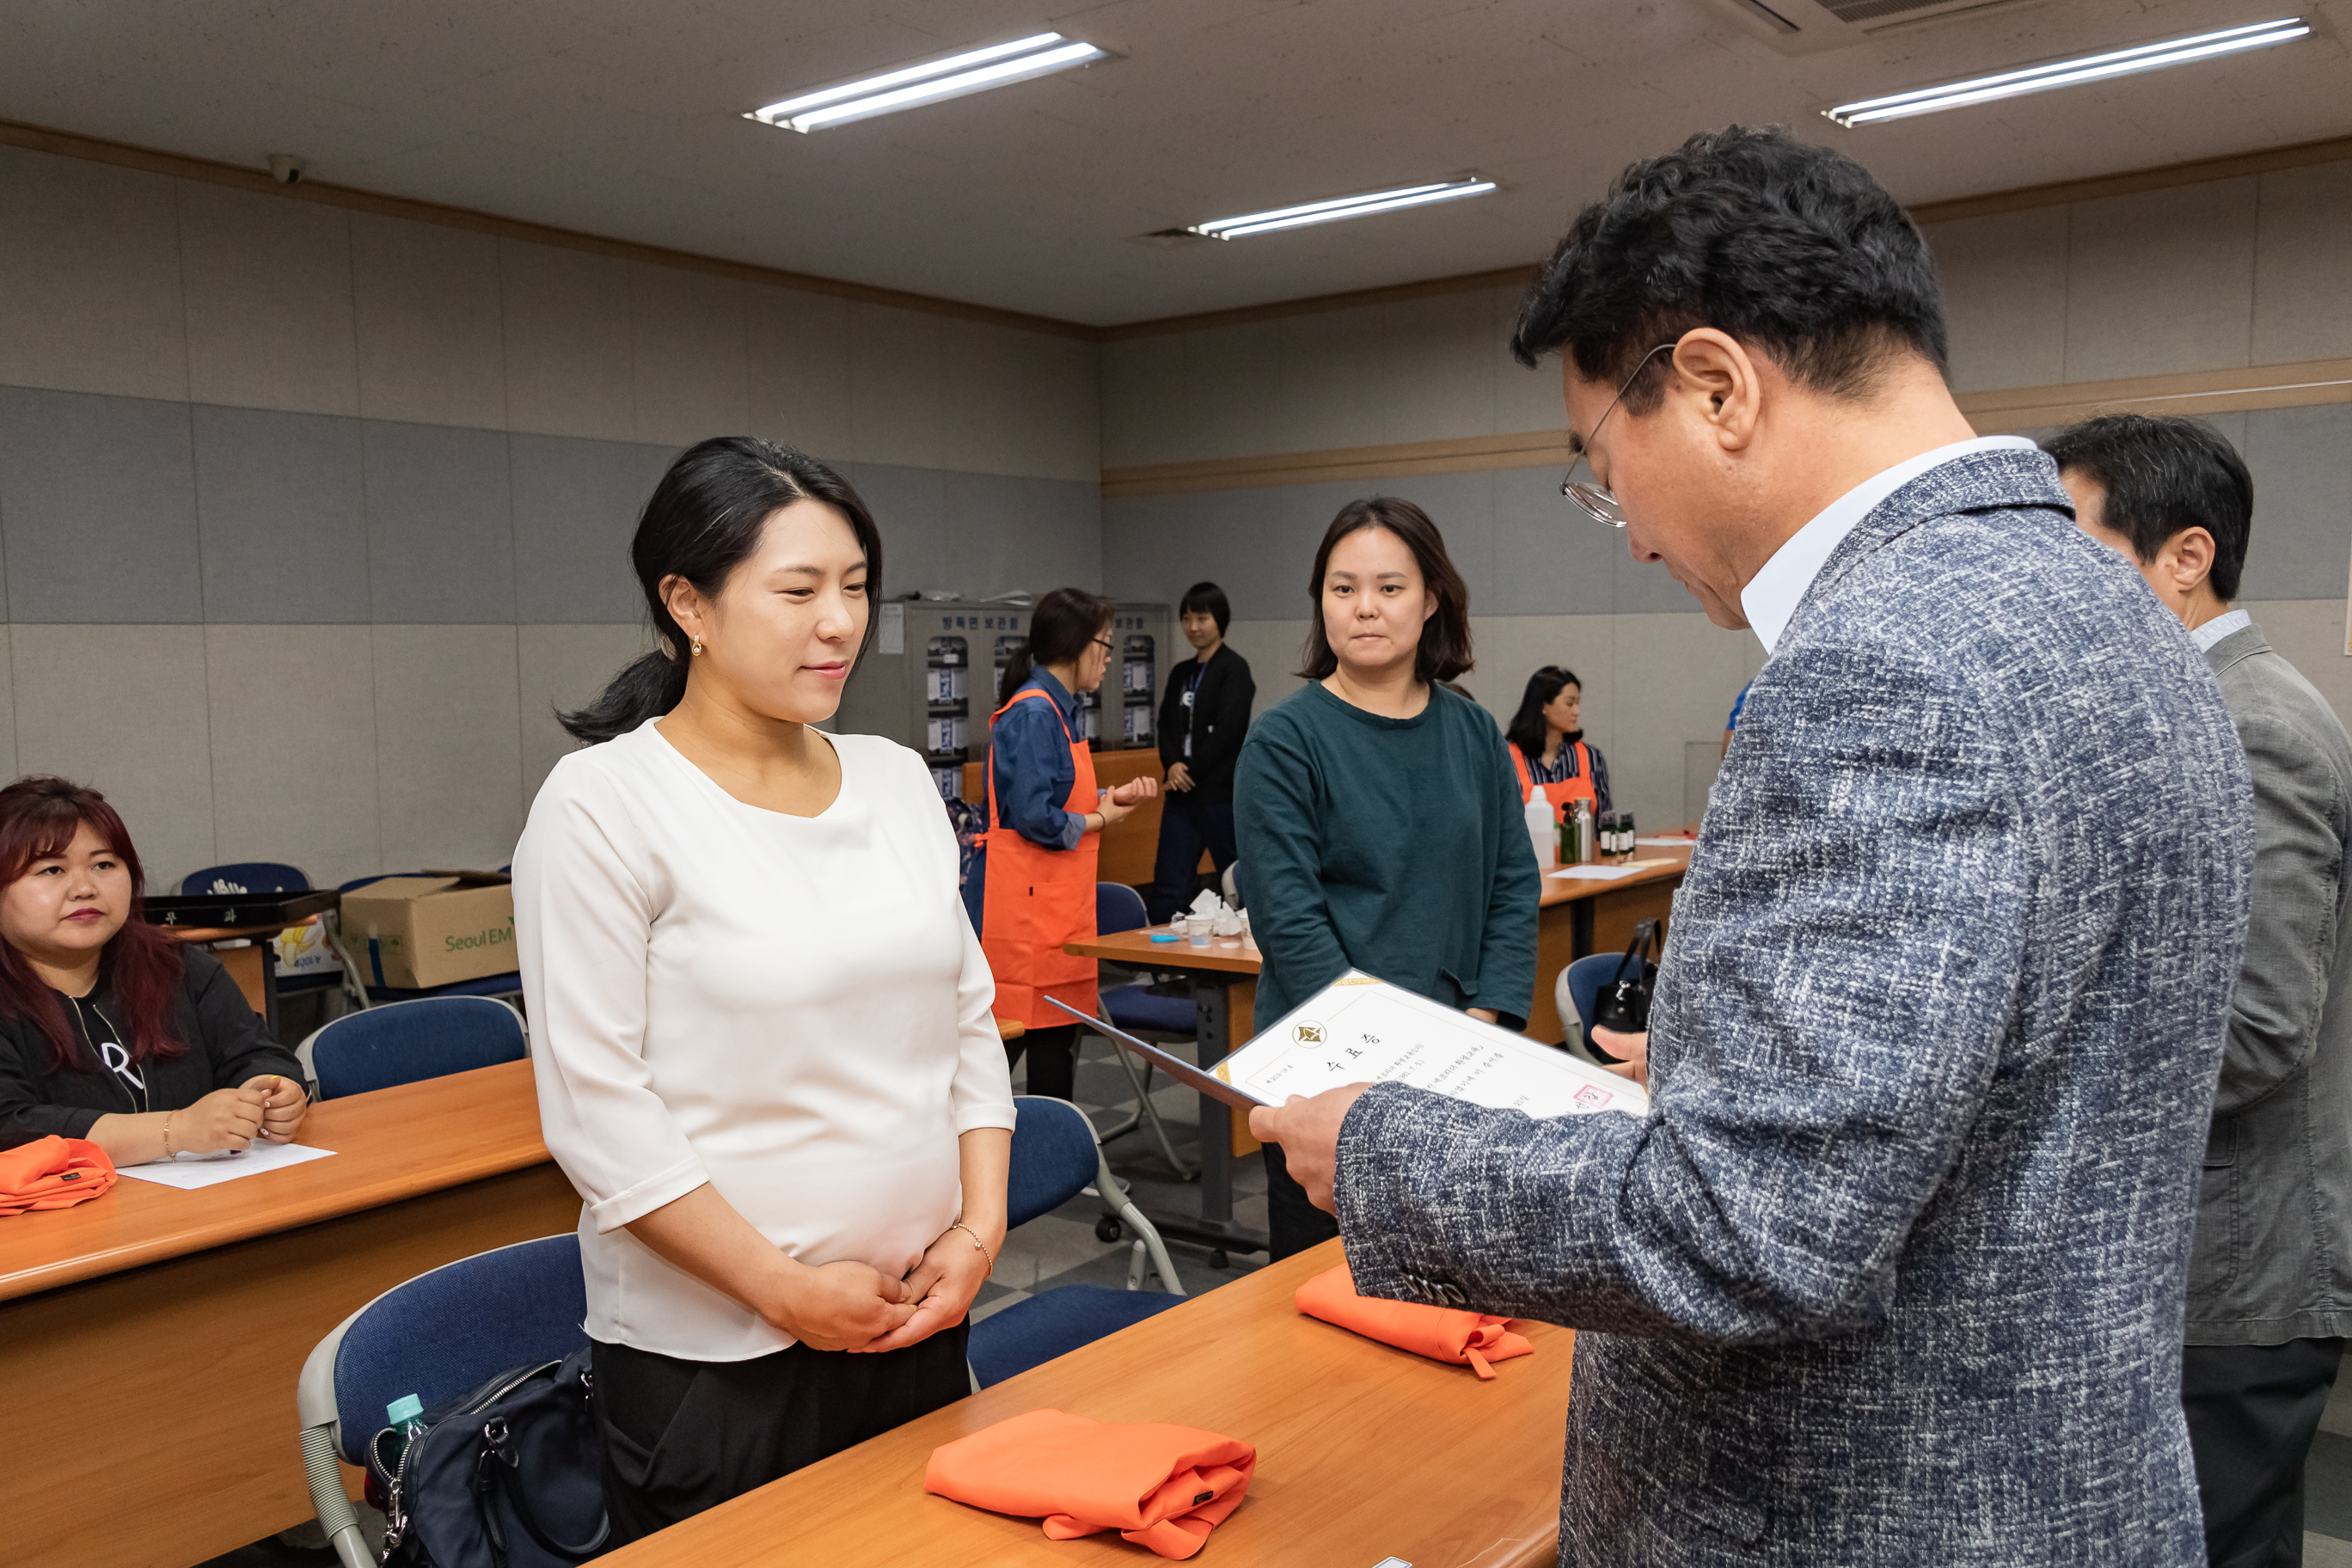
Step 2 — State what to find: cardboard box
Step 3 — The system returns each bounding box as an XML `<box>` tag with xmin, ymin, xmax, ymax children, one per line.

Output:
<box><xmin>339</xmin><ymin>870</ymin><xmax>516</xmax><ymax>989</ymax></box>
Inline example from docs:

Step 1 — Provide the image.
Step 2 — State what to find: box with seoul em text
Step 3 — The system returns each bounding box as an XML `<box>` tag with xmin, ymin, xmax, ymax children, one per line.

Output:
<box><xmin>338</xmin><ymin>871</ymin><xmax>516</xmax><ymax>989</ymax></box>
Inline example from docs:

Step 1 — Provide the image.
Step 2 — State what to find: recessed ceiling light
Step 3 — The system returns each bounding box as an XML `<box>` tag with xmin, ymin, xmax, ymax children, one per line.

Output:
<box><xmin>747</xmin><ymin>32</ymin><xmax>1110</xmax><ymax>133</ymax></box>
<box><xmin>1825</xmin><ymin>18</ymin><xmax>2311</xmax><ymax>126</ymax></box>
<box><xmin>1187</xmin><ymin>178</ymin><xmax>1500</xmax><ymax>240</ymax></box>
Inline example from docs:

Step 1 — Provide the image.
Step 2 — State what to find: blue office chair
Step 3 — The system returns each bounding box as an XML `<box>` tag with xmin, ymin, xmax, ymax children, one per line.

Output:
<box><xmin>329</xmin><ymin>873</ymin><xmax>524</xmax><ymax>1007</ymax></box>
<box><xmin>297</xmin><ymin>995</ymin><xmax>527</xmax><ymax>1099</ymax></box>
<box><xmin>1090</xmin><ymin>883</ymin><xmax>1196</xmax><ymax>1179</ymax></box>
<box><xmin>182</xmin><ymin>861</ymin><xmax>309</xmax><ymax>897</ymax></box>
<box><xmin>967</xmin><ymin>1096</ymin><xmax>1186</xmax><ymax>1388</ymax></box>
<box><xmin>296</xmin><ymin>1235</ymin><xmax>588</xmax><ymax>1568</ymax></box>
<box><xmin>1559</xmin><ymin>952</ymin><xmax>1653</xmax><ymax>1065</ymax></box>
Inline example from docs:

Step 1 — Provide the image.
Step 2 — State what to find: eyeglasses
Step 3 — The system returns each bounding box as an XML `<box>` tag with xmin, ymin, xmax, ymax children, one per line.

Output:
<box><xmin>1560</xmin><ymin>342</ymin><xmax>1675</xmax><ymax>528</ymax></box>
<box><xmin>1091</xmin><ymin>637</ymin><xmax>1114</xmax><ymax>652</ymax></box>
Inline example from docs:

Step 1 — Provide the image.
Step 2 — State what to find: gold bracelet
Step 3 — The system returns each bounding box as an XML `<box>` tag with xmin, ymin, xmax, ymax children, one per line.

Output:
<box><xmin>946</xmin><ymin>1221</ymin><xmax>995</xmax><ymax>1274</ymax></box>
<box><xmin>160</xmin><ymin>1112</ymin><xmax>175</xmax><ymax>1159</ymax></box>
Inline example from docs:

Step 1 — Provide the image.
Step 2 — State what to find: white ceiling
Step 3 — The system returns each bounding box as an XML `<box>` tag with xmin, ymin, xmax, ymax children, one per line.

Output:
<box><xmin>2</xmin><ymin>0</ymin><xmax>2347</xmax><ymax>326</ymax></box>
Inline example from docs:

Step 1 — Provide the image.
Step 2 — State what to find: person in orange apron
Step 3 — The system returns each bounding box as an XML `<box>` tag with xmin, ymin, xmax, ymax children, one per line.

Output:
<box><xmin>982</xmin><ymin>588</ymin><xmax>1158</xmax><ymax>1099</ymax></box>
<box><xmin>1504</xmin><ymin>665</ymin><xmax>1612</xmax><ymax>824</ymax></box>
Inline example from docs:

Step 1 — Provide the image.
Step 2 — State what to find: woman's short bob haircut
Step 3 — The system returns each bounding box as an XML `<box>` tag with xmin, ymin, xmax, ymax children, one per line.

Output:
<box><xmin>1178</xmin><ymin>581</ymin><xmax>1231</xmax><ymax>635</ymax></box>
<box><xmin>1297</xmin><ymin>497</ymin><xmax>1474</xmax><ymax>685</ymax></box>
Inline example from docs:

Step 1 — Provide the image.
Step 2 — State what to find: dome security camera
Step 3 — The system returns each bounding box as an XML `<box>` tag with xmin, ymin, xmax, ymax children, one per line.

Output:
<box><xmin>267</xmin><ymin>155</ymin><xmax>307</xmax><ymax>186</ymax></box>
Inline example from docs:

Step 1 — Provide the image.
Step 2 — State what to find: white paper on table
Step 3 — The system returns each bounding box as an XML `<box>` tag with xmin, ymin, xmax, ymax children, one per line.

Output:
<box><xmin>1217</xmin><ymin>972</ymin><xmax>1646</xmax><ymax>1119</ymax></box>
<box><xmin>1635</xmin><ymin>836</ymin><xmax>1694</xmax><ymax>848</ymax></box>
<box><xmin>1548</xmin><ymin>863</ymin><xmax>1645</xmax><ymax>881</ymax></box>
<box><xmin>116</xmin><ymin>1140</ymin><xmax>337</xmax><ymax>1190</ymax></box>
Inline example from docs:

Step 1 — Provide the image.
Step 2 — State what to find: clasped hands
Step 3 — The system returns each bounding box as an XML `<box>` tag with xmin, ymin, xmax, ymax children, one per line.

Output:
<box><xmin>172</xmin><ymin>1074</ymin><xmax>308</xmax><ymax>1155</ymax></box>
<box><xmin>775</xmin><ymin>1220</ymin><xmax>1004</xmax><ymax>1354</ymax></box>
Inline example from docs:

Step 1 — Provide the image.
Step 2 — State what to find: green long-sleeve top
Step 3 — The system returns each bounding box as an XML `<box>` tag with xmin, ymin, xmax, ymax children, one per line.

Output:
<box><xmin>1234</xmin><ymin>681</ymin><xmax>1540</xmax><ymax>1032</ymax></box>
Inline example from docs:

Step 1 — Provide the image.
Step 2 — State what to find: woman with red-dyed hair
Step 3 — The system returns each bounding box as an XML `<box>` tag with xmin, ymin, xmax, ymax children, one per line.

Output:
<box><xmin>0</xmin><ymin>776</ymin><xmax>305</xmax><ymax>1159</ymax></box>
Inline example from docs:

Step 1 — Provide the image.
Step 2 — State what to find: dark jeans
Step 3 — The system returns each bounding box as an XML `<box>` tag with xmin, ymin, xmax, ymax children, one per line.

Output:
<box><xmin>1007</xmin><ymin>1022</ymin><xmax>1076</xmax><ymax>1100</ymax></box>
<box><xmin>2182</xmin><ymin>1336</ymin><xmax>2346</xmax><ymax>1568</ymax></box>
<box><xmin>591</xmin><ymin>1321</ymin><xmax>971</xmax><ymax>1547</ymax></box>
<box><xmin>1263</xmin><ymin>1139</ymin><xmax>1340</xmax><ymax>1260</ymax></box>
<box><xmin>1147</xmin><ymin>793</ymin><xmax>1238</xmax><ymax>924</ymax></box>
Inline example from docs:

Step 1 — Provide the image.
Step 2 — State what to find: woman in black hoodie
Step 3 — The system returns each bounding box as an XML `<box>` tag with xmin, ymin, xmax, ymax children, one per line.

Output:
<box><xmin>0</xmin><ymin>776</ymin><xmax>305</xmax><ymax>1158</ymax></box>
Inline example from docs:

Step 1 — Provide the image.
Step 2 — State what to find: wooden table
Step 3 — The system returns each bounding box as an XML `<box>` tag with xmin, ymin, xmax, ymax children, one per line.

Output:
<box><xmin>1528</xmin><ymin>840</ymin><xmax>1694</xmax><ymax>1043</ymax></box>
<box><xmin>600</xmin><ymin>1238</ymin><xmax>1577</xmax><ymax>1568</ymax></box>
<box><xmin>0</xmin><ymin>1058</ymin><xmax>580</xmax><ymax>1568</ymax></box>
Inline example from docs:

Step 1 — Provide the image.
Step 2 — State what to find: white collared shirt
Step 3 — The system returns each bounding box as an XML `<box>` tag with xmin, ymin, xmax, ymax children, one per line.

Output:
<box><xmin>1740</xmin><ymin>436</ymin><xmax>2040</xmax><ymax>654</ymax></box>
<box><xmin>2190</xmin><ymin>607</ymin><xmax>2251</xmax><ymax>652</ymax></box>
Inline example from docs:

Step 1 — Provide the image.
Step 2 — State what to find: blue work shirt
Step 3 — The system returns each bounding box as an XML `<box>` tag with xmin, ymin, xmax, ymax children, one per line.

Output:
<box><xmin>991</xmin><ymin>671</ymin><xmax>1088</xmax><ymax>850</ymax></box>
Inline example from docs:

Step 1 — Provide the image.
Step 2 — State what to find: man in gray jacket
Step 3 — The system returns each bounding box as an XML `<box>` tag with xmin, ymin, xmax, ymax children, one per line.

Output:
<box><xmin>1251</xmin><ymin>127</ymin><xmax>2254</xmax><ymax>1565</ymax></box>
<box><xmin>2053</xmin><ymin>413</ymin><xmax>2352</xmax><ymax>1568</ymax></box>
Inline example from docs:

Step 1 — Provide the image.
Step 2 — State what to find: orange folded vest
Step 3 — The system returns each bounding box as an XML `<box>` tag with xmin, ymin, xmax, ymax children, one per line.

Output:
<box><xmin>924</xmin><ymin>1408</ymin><xmax>1255</xmax><ymax>1559</ymax></box>
<box><xmin>0</xmin><ymin>1136</ymin><xmax>118</xmax><ymax>1217</ymax></box>
<box><xmin>1295</xmin><ymin>1260</ymin><xmax>1534</xmax><ymax>1380</ymax></box>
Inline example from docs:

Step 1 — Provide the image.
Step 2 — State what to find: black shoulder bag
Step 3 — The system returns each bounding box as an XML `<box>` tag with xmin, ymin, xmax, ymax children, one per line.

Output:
<box><xmin>371</xmin><ymin>1344</ymin><xmax>610</xmax><ymax>1568</ymax></box>
<box><xmin>1587</xmin><ymin>918</ymin><xmax>1660</xmax><ymax>1061</ymax></box>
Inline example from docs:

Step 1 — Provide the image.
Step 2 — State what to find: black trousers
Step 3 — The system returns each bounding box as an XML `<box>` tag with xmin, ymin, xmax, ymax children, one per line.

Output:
<box><xmin>2182</xmin><ymin>1336</ymin><xmax>2346</xmax><ymax>1568</ymax></box>
<box><xmin>1263</xmin><ymin>1139</ymin><xmax>1340</xmax><ymax>1260</ymax></box>
<box><xmin>1147</xmin><ymin>793</ymin><xmax>1238</xmax><ymax>924</ymax></box>
<box><xmin>591</xmin><ymin>1322</ymin><xmax>971</xmax><ymax>1547</ymax></box>
<box><xmin>1007</xmin><ymin>1022</ymin><xmax>1076</xmax><ymax>1100</ymax></box>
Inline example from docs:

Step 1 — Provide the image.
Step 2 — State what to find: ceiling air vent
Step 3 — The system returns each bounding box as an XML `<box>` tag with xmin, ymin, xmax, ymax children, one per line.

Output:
<box><xmin>1712</xmin><ymin>0</ymin><xmax>2052</xmax><ymax>54</ymax></box>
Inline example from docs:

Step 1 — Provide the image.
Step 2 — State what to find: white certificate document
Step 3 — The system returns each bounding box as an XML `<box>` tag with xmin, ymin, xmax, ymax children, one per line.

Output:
<box><xmin>1218</xmin><ymin>972</ymin><xmax>1647</xmax><ymax>1119</ymax></box>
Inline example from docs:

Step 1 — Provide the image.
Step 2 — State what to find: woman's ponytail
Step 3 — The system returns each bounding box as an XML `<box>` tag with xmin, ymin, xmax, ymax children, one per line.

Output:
<box><xmin>555</xmin><ymin>437</ymin><xmax>882</xmax><ymax>745</ymax></box>
<box><xmin>995</xmin><ymin>644</ymin><xmax>1038</xmax><ymax>709</ymax></box>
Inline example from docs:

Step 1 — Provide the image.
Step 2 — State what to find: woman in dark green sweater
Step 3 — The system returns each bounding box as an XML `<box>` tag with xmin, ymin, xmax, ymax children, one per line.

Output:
<box><xmin>1234</xmin><ymin>497</ymin><xmax>1539</xmax><ymax>1258</ymax></box>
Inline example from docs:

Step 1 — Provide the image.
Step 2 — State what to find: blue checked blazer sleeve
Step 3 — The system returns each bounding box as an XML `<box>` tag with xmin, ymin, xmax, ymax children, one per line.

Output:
<box><xmin>1337</xmin><ymin>634</ymin><xmax>2029</xmax><ymax>1344</ymax></box>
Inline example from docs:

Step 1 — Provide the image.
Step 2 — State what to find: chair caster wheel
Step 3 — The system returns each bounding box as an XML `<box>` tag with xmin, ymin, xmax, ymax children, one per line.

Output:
<box><xmin>1095</xmin><ymin>1216</ymin><xmax>1123</xmax><ymax>1243</ymax></box>
<box><xmin>1210</xmin><ymin>1249</ymin><xmax>1228</xmax><ymax>1270</ymax></box>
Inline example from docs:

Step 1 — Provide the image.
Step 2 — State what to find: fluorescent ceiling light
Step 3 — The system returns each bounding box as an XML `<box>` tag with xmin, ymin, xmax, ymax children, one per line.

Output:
<box><xmin>748</xmin><ymin>32</ymin><xmax>1108</xmax><ymax>132</ymax></box>
<box><xmin>1189</xmin><ymin>178</ymin><xmax>1499</xmax><ymax>239</ymax></box>
<box><xmin>1826</xmin><ymin>18</ymin><xmax>2310</xmax><ymax>126</ymax></box>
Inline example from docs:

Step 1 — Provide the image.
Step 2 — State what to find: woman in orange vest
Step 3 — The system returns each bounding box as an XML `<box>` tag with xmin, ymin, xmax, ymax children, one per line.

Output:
<box><xmin>1504</xmin><ymin>665</ymin><xmax>1612</xmax><ymax>825</ymax></box>
<box><xmin>983</xmin><ymin>588</ymin><xmax>1158</xmax><ymax>1099</ymax></box>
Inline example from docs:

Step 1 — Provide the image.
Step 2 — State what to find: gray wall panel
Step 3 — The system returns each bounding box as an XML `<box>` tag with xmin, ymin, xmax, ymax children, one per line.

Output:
<box><xmin>362</xmin><ymin>420</ymin><xmax>517</xmax><ymax>623</ymax></box>
<box><xmin>193</xmin><ymin>403</ymin><xmax>370</xmax><ymax>622</ymax></box>
<box><xmin>0</xmin><ymin>386</ymin><xmax>202</xmax><ymax>622</ymax></box>
<box><xmin>1494</xmin><ymin>464</ymin><xmax>1624</xmax><ymax>617</ymax></box>
<box><xmin>511</xmin><ymin>432</ymin><xmax>674</xmax><ymax>623</ymax></box>
<box><xmin>2240</xmin><ymin>404</ymin><xmax>2352</xmax><ymax>603</ymax></box>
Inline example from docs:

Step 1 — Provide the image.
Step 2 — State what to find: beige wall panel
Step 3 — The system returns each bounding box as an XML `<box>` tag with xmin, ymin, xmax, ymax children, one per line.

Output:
<box><xmin>1100</xmin><ymin>332</ymin><xmax>1189</xmax><ymax>470</ymax></box>
<box><xmin>933</xmin><ymin>316</ymin><xmax>1029</xmax><ymax>475</ymax></box>
<box><xmin>1928</xmin><ymin>205</ymin><xmax>2070</xmax><ymax>395</ymax></box>
<box><xmin>746</xmin><ymin>284</ymin><xmax>853</xmax><ymax>462</ymax></box>
<box><xmin>499</xmin><ymin>242</ymin><xmax>634</xmax><ymax>442</ymax></box>
<box><xmin>1278</xmin><ymin>307</ymin><xmax>1390</xmax><ymax>456</ymax></box>
<box><xmin>517</xmin><ymin>624</ymin><xmax>651</xmax><ymax>812</ymax></box>
<box><xmin>1222</xmin><ymin>619</ymin><xmax>1308</xmax><ymax>716</ymax></box>
<box><xmin>11</xmin><ymin>624</ymin><xmax>215</xmax><ymax>891</ymax></box>
<box><xmin>0</xmin><ymin>147</ymin><xmax>189</xmax><ymax>402</ymax></box>
<box><xmin>368</xmin><ymin>625</ymin><xmax>524</xmax><ymax>874</ymax></box>
<box><xmin>1603</xmin><ymin>613</ymin><xmax>1757</xmax><ymax>831</ymax></box>
<box><xmin>1468</xmin><ymin>616</ymin><xmax>1614</xmax><ymax>738</ymax></box>
<box><xmin>203</xmin><ymin>625</ymin><xmax>383</xmax><ymax>888</ymax></box>
<box><xmin>177</xmin><ymin>183</ymin><xmax>360</xmax><ymax>417</ymax></box>
<box><xmin>2251</xmin><ymin>162</ymin><xmax>2352</xmax><ymax>368</ymax></box>
<box><xmin>1014</xmin><ymin>328</ymin><xmax>1102</xmax><ymax>484</ymax></box>
<box><xmin>0</xmin><ymin>629</ymin><xmax>16</xmax><ymax>785</ymax></box>
<box><xmin>2242</xmin><ymin>599</ymin><xmax>2352</xmax><ymax>730</ymax></box>
<box><xmin>1381</xmin><ymin>289</ymin><xmax>1499</xmax><ymax>446</ymax></box>
<box><xmin>1185</xmin><ymin>320</ymin><xmax>1283</xmax><ymax>463</ymax></box>
<box><xmin>1492</xmin><ymin>286</ymin><xmax>1568</xmax><ymax>438</ymax></box>
<box><xmin>847</xmin><ymin>302</ymin><xmax>946</xmax><ymax>469</ymax></box>
<box><xmin>628</xmin><ymin>264</ymin><xmax>749</xmax><ymax>449</ymax></box>
<box><xmin>352</xmin><ymin>215</ymin><xmax>508</xmax><ymax>430</ymax></box>
<box><xmin>2064</xmin><ymin>178</ymin><xmax>2257</xmax><ymax>383</ymax></box>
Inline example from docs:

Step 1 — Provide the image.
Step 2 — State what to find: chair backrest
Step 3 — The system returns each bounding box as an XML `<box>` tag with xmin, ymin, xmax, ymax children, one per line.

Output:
<box><xmin>182</xmin><ymin>861</ymin><xmax>309</xmax><ymax>897</ymax></box>
<box><xmin>1005</xmin><ymin>1094</ymin><xmax>1104</xmax><ymax>1229</ymax></box>
<box><xmin>1561</xmin><ymin>952</ymin><xmax>1633</xmax><ymax>1052</ymax></box>
<box><xmin>311</xmin><ymin>1234</ymin><xmax>587</xmax><ymax>1465</ymax></box>
<box><xmin>1227</xmin><ymin>861</ymin><xmax>1246</xmax><ymax>910</ymax></box>
<box><xmin>301</xmin><ymin>995</ymin><xmax>526</xmax><ymax>1099</ymax></box>
<box><xmin>1095</xmin><ymin>881</ymin><xmax>1148</xmax><ymax>936</ymax></box>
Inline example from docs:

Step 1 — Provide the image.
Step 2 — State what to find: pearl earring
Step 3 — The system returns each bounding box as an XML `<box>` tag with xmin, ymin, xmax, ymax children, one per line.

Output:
<box><xmin>690</xmin><ymin>636</ymin><xmax>704</xmax><ymax>657</ymax></box>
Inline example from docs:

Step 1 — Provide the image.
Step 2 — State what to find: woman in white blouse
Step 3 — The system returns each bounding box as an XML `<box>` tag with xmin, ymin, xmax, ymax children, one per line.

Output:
<box><xmin>513</xmin><ymin>437</ymin><xmax>1014</xmax><ymax>1545</ymax></box>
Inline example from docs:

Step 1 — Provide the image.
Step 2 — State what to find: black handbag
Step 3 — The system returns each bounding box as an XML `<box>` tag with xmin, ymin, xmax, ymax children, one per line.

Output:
<box><xmin>1588</xmin><ymin>919</ymin><xmax>1660</xmax><ymax>1059</ymax></box>
<box><xmin>371</xmin><ymin>1344</ymin><xmax>610</xmax><ymax>1568</ymax></box>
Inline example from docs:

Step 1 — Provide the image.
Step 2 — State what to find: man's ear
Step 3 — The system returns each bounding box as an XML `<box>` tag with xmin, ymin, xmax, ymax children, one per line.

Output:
<box><xmin>2165</xmin><ymin>528</ymin><xmax>2217</xmax><ymax>596</ymax></box>
<box><xmin>1666</xmin><ymin>329</ymin><xmax>1761</xmax><ymax>452</ymax></box>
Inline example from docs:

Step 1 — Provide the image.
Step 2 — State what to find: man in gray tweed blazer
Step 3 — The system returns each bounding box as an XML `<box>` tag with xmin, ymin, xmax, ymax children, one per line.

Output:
<box><xmin>1252</xmin><ymin>127</ymin><xmax>2254</xmax><ymax>1565</ymax></box>
<box><xmin>2052</xmin><ymin>413</ymin><xmax>2352</xmax><ymax>1567</ymax></box>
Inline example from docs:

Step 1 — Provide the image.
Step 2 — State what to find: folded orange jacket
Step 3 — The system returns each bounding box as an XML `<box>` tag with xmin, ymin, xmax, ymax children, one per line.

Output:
<box><xmin>1295</xmin><ymin>1260</ymin><xmax>1534</xmax><ymax>1380</ymax></box>
<box><xmin>0</xmin><ymin>1135</ymin><xmax>118</xmax><ymax>1218</ymax></box>
<box><xmin>924</xmin><ymin>1408</ymin><xmax>1255</xmax><ymax>1559</ymax></box>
